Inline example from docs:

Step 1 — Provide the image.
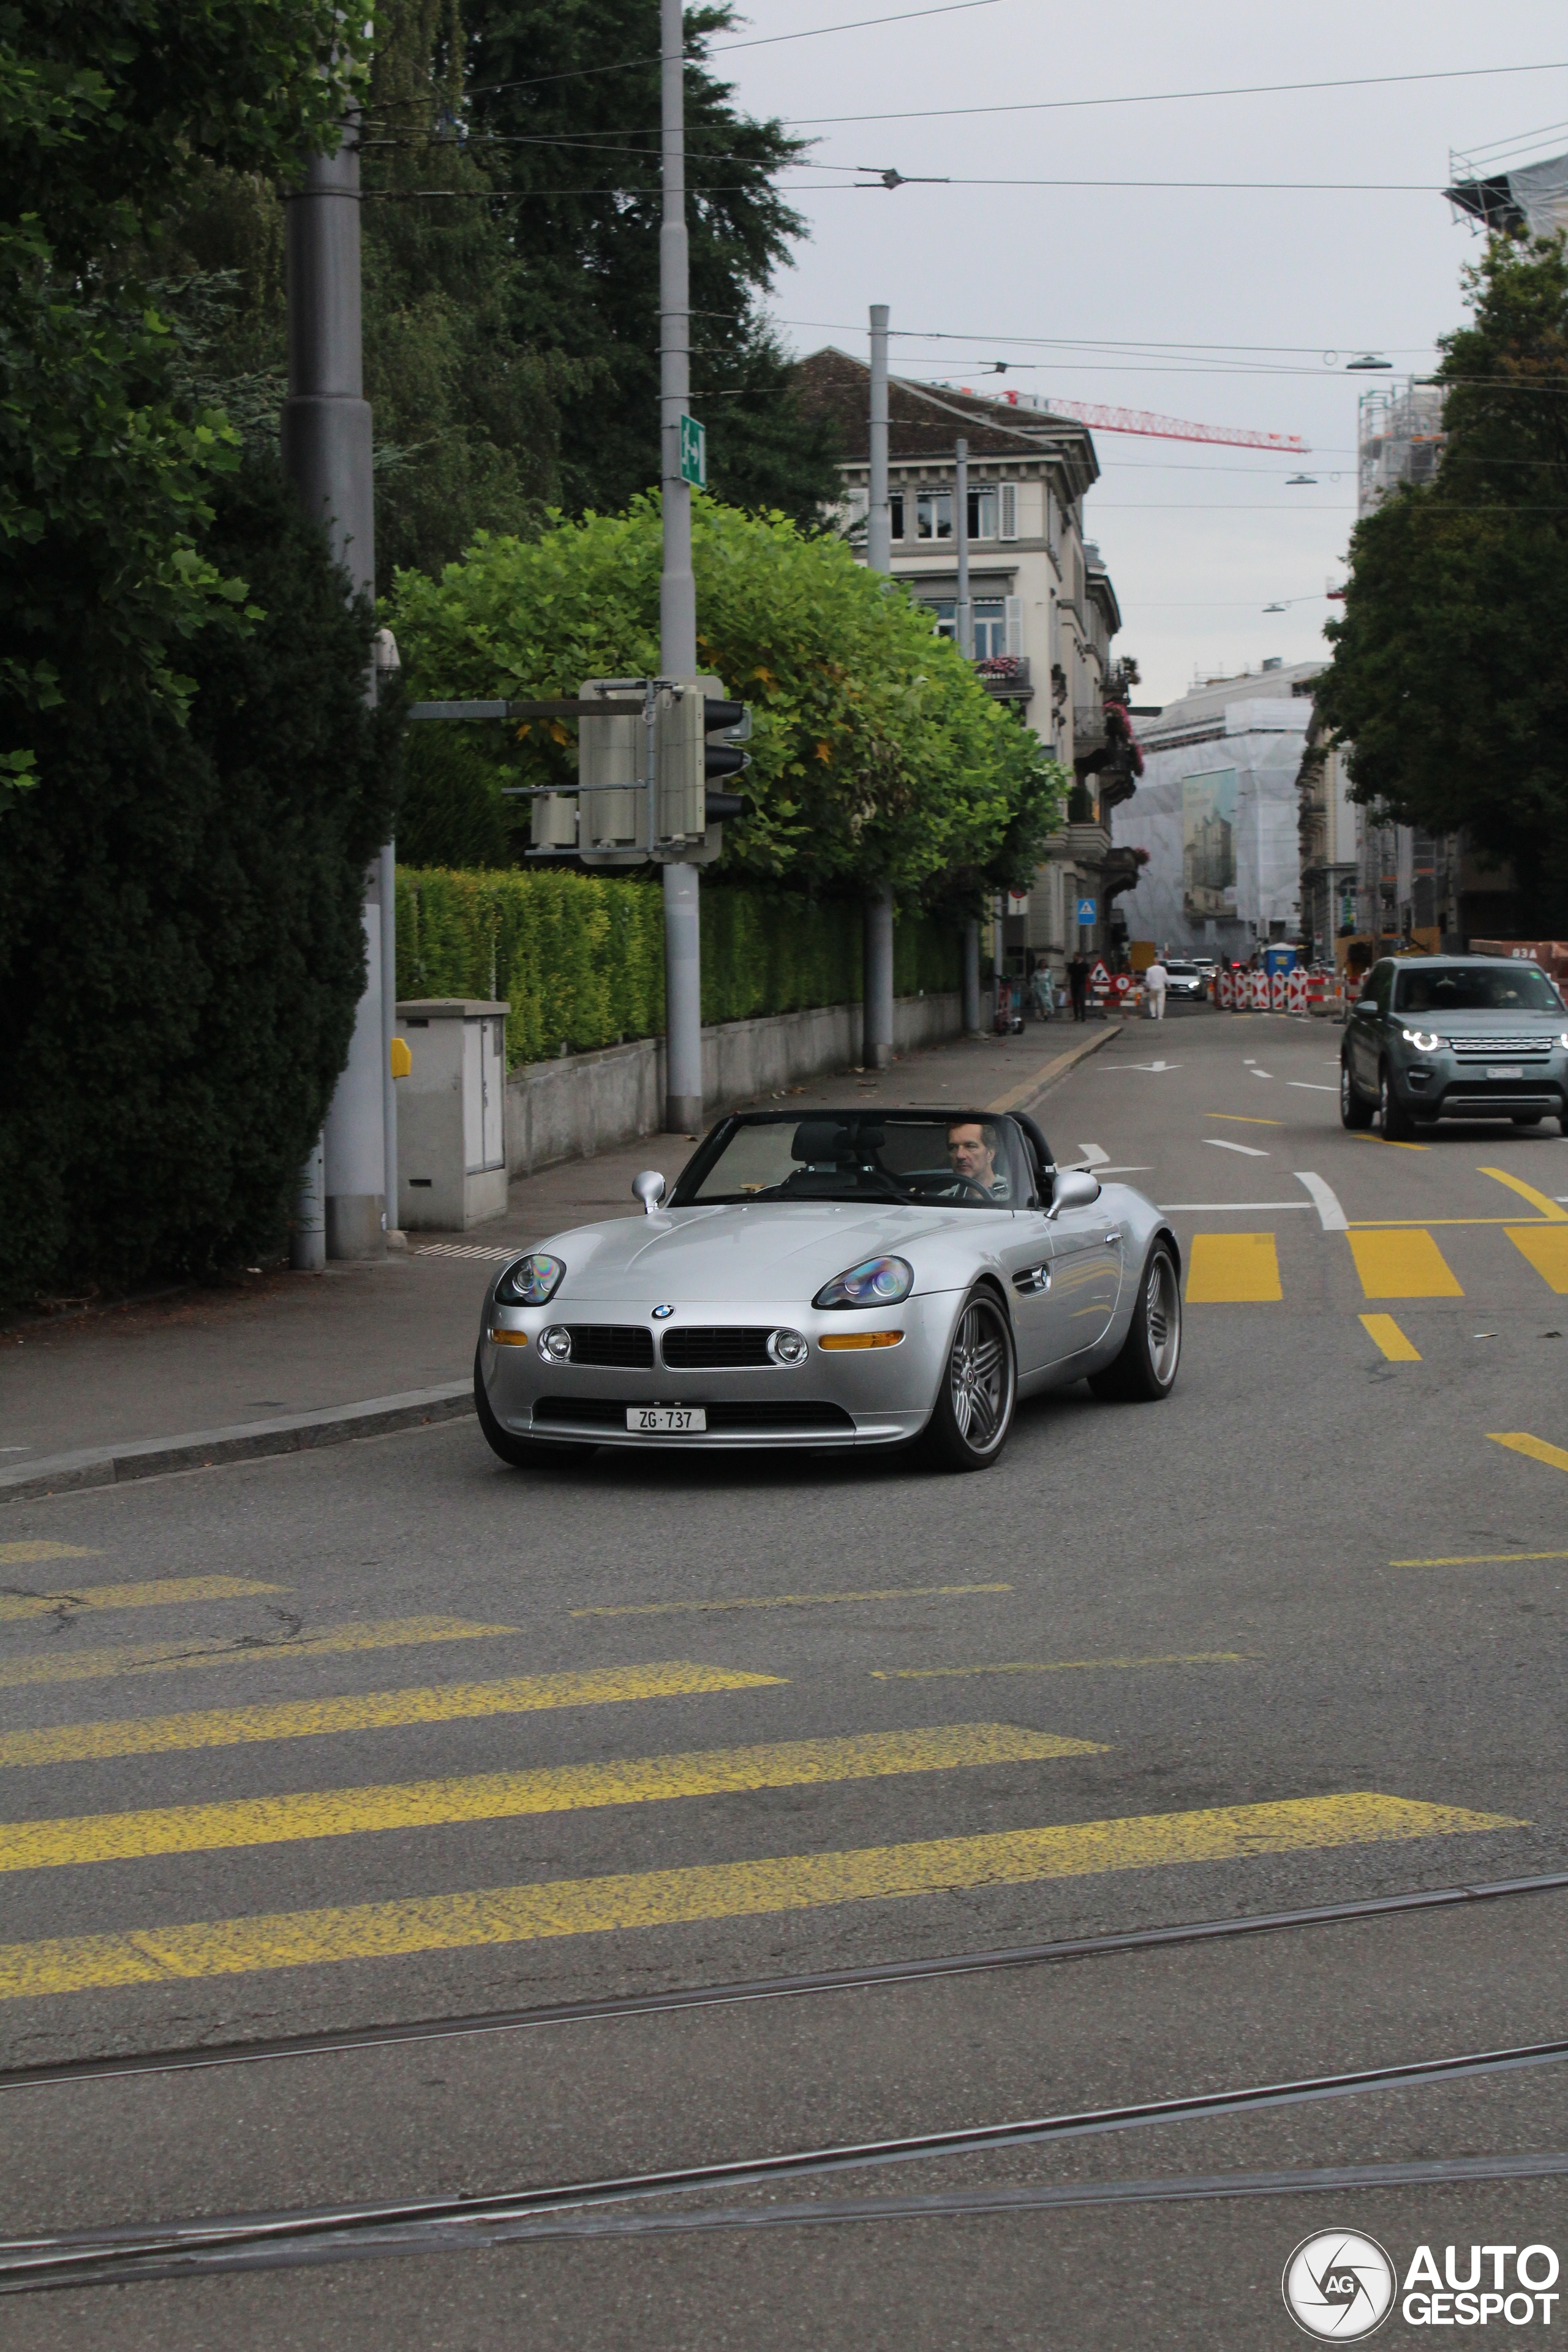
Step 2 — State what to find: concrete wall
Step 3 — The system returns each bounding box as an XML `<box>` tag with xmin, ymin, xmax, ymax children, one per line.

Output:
<box><xmin>505</xmin><ymin>992</ymin><xmax>967</xmax><ymax>1178</ymax></box>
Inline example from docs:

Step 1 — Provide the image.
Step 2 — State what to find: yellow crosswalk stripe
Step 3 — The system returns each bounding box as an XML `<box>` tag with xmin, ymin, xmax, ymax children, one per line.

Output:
<box><xmin>0</xmin><ymin>1663</ymin><xmax>790</xmax><ymax>1770</ymax></box>
<box><xmin>1505</xmin><ymin>1226</ymin><xmax>1568</xmax><ymax>1292</ymax></box>
<box><xmin>0</xmin><ymin>1618</ymin><xmax>518</xmax><ymax>1691</ymax></box>
<box><xmin>872</xmin><ymin>1654</ymin><xmax>1251</xmax><ymax>1681</ymax></box>
<box><xmin>1479</xmin><ymin>1167</ymin><xmax>1568</xmax><ymax>1222</ymax></box>
<box><xmin>1185</xmin><ymin>1232</ymin><xmax>1281</xmax><ymax>1303</ymax></box>
<box><xmin>1488</xmin><ymin>1432</ymin><xmax>1568</xmax><ymax>1477</ymax></box>
<box><xmin>1360</xmin><ymin>1313</ymin><xmax>1421</xmax><ymax>1362</ymax></box>
<box><xmin>0</xmin><ymin>1577</ymin><xmax>286</xmax><ymax>1625</ymax></box>
<box><xmin>0</xmin><ymin>1725</ymin><xmax>1101</xmax><ymax>1875</ymax></box>
<box><xmin>573</xmin><ymin>1583</ymin><xmax>1011</xmax><ymax>1618</ymax></box>
<box><xmin>1348</xmin><ymin>1230</ymin><xmax>1463</xmax><ymax>1299</ymax></box>
<box><xmin>0</xmin><ymin>1542</ymin><xmax>99</xmax><ymax>1567</ymax></box>
<box><xmin>0</xmin><ymin>1793</ymin><xmax>1518</xmax><ymax>2002</ymax></box>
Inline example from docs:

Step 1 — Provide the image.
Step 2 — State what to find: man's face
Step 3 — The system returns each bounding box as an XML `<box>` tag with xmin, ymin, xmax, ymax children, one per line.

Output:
<box><xmin>948</xmin><ymin>1123</ymin><xmax>997</xmax><ymax>1188</ymax></box>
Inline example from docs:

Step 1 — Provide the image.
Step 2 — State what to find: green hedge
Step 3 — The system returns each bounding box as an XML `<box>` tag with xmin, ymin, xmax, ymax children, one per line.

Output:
<box><xmin>396</xmin><ymin>869</ymin><xmax>961</xmax><ymax>1066</ymax></box>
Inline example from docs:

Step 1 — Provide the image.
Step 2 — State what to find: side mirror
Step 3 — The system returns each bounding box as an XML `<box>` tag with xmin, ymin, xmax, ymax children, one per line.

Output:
<box><xmin>632</xmin><ymin>1170</ymin><xmax>667</xmax><ymax>1215</ymax></box>
<box><xmin>1046</xmin><ymin>1169</ymin><xmax>1101</xmax><ymax>1220</ymax></box>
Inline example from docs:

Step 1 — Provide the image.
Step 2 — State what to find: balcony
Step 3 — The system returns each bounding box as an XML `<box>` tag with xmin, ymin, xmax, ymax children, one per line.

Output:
<box><xmin>974</xmin><ymin>655</ymin><xmax>1031</xmax><ymax>701</ymax></box>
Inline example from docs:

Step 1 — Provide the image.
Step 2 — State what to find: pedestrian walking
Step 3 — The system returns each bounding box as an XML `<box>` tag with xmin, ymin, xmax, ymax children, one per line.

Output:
<box><xmin>1066</xmin><ymin>952</ymin><xmax>1089</xmax><ymax>1023</ymax></box>
<box><xmin>1144</xmin><ymin>956</ymin><xmax>1168</xmax><ymax>1022</ymax></box>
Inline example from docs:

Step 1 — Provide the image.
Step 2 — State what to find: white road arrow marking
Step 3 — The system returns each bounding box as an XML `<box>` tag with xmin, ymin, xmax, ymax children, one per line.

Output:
<box><xmin>1078</xmin><ymin>1144</ymin><xmax>1110</xmax><ymax>1166</ymax></box>
<box><xmin>1288</xmin><ymin>1082</ymin><xmax>1335</xmax><ymax>1092</ymax></box>
<box><xmin>1205</xmin><ymin>1137</ymin><xmax>1270</xmax><ymax>1158</ymax></box>
<box><xmin>1295</xmin><ymin>1172</ymin><xmax>1348</xmax><ymax>1231</ymax></box>
<box><xmin>1104</xmin><ymin>1061</ymin><xmax>1180</xmax><ymax>1072</ymax></box>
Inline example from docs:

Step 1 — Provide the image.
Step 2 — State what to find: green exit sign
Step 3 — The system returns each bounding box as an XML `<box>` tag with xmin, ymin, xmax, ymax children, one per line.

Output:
<box><xmin>679</xmin><ymin>413</ymin><xmax>706</xmax><ymax>488</ymax></box>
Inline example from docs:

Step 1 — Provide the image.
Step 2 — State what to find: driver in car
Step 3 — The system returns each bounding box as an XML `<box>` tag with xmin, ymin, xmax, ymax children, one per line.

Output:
<box><xmin>946</xmin><ymin>1120</ymin><xmax>1010</xmax><ymax>1199</ymax></box>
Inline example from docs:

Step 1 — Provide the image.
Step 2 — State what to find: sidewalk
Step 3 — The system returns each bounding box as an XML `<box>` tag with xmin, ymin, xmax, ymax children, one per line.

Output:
<box><xmin>1</xmin><ymin>1017</ymin><xmax>1120</xmax><ymax>1500</ymax></box>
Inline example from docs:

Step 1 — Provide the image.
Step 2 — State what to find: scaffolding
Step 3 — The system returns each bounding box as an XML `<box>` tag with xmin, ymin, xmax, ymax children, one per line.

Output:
<box><xmin>1446</xmin><ymin>128</ymin><xmax>1568</xmax><ymax>239</ymax></box>
<box><xmin>1357</xmin><ymin>379</ymin><xmax>1446</xmax><ymax>518</ymax></box>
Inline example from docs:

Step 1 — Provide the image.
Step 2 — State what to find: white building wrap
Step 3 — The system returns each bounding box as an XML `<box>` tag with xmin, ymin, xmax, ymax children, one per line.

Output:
<box><xmin>1110</xmin><ymin>669</ymin><xmax>1314</xmax><ymax>954</ymax></box>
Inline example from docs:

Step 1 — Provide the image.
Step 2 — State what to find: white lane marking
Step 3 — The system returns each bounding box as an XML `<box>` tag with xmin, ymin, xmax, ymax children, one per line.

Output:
<box><xmin>1205</xmin><ymin>1138</ymin><xmax>1270</xmax><ymax>1158</ymax></box>
<box><xmin>1101</xmin><ymin>1061</ymin><xmax>1179</xmax><ymax>1072</ymax></box>
<box><xmin>1288</xmin><ymin>1082</ymin><xmax>1335</xmax><ymax>1092</ymax></box>
<box><xmin>1078</xmin><ymin>1144</ymin><xmax>1110</xmax><ymax>1166</ymax></box>
<box><xmin>1249</xmin><ymin>1068</ymin><xmax>1274</xmax><ymax>1079</ymax></box>
<box><xmin>1295</xmin><ymin>1172</ymin><xmax>1348</xmax><ymax>1232</ymax></box>
<box><xmin>1158</xmin><ymin>1202</ymin><xmax>1314</xmax><ymax>1212</ymax></box>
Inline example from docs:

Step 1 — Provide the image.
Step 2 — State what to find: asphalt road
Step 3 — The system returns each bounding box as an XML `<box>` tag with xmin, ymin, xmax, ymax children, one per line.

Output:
<box><xmin>4</xmin><ymin>1005</ymin><xmax>1567</xmax><ymax>2348</ymax></box>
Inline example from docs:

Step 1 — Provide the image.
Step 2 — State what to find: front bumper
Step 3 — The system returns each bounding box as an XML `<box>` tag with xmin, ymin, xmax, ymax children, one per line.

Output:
<box><xmin>478</xmin><ymin>1294</ymin><xmax>954</xmax><ymax>1449</ymax></box>
<box><xmin>1390</xmin><ymin>1053</ymin><xmax>1567</xmax><ymax>1121</ymax></box>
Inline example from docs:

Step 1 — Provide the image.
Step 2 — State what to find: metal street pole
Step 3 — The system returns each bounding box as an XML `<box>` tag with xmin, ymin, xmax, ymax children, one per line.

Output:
<box><xmin>954</xmin><ymin>436</ymin><xmax>971</xmax><ymax>658</ymax></box>
<box><xmin>660</xmin><ymin>0</ymin><xmax>703</xmax><ymax>1135</ymax></box>
<box><xmin>862</xmin><ymin>303</ymin><xmax>894</xmax><ymax>1071</ymax></box>
<box><xmin>282</xmin><ymin>120</ymin><xmax>389</xmax><ymax>1261</ymax></box>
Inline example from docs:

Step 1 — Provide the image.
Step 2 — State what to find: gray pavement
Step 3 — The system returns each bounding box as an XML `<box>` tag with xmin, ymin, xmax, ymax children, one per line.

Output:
<box><xmin>4</xmin><ymin>1001</ymin><xmax>1568</xmax><ymax>2348</ymax></box>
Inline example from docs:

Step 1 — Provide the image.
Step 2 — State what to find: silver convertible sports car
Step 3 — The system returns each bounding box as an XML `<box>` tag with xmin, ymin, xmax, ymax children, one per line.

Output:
<box><xmin>474</xmin><ymin>1108</ymin><xmax>1181</xmax><ymax>1474</ymax></box>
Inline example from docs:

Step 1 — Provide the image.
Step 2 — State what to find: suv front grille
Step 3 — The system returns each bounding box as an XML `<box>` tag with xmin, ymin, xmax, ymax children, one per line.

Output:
<box><xmin>660</xmin><ymin>1326</ymin><xmax>774</xmax><ymax>1368</ymax></box>
<box><xmin>562</xmin><ymin>1325</ymin><xmax>655</xmax><ymax>1368</ymax></box>
<box><xmin>1447</xmin><ymin>1035</ymin><xmax>1554</xmax><ymax>1059</ymax></box>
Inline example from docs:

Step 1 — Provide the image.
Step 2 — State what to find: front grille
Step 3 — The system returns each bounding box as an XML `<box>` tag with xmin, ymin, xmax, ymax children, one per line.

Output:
<box><xmin>1449</xmin><ymin>1035</ymin><xmax>1554</xmax><ymax>1060</ymax></box>
<box><xmin>661</xmin><ymin>1326</ymin><xmax>774</xmax><ymax>1369</ymax></box>
<box><xmin>1441</xmin><ymin>1085</ymin><xmax>1561</xmax><ymax>1109</ymax></box>
<box><xmin>562</xmin><ymin>1325</ymin><xmax>654</xmax><ymax>1368</ymax></box>
<box><xmin>534</xmin><ymin>1396</ymin><xmax>855</xmax><ymax>1433</ymax></box>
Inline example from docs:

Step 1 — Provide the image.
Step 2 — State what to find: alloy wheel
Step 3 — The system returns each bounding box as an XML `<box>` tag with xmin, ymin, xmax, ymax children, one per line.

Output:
<box><xmin>1144</xmin><ymin>1249</ymin><xmax>1181</xmax><ymax>1388</ymax></box>
<box><xmin>947</xmin><ymin>1296</ymin><xmax>1013</xmax><ymax>1453</ymax></box>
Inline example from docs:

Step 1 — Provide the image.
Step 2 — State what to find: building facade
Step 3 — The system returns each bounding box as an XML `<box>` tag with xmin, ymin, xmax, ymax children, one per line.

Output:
<box><xmin>1107</xmin><ymin>661</ymin><xmax>1318</xmax><ymax>958</ymax></box>
<box><xmin>795</xmin><ymin>353</ymin><xmax>1133</xmax><ymax>982</ymax></box>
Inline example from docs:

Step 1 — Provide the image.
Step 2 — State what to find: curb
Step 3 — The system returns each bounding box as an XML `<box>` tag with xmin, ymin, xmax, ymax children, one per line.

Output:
<box><xmin>0</xmin><ymin>1384</ymin><xmax>473</xmax><ymax>1508</ymax></box>
<box><xmin>986</xmin><ymin>1019</ymin><xmax>1124</xmax><ymax>1117</ymax></box>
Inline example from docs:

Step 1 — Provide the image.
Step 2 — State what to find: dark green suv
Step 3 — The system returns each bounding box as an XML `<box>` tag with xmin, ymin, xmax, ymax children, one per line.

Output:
<box><xmin>1341</xmin><ymin>956</ymin><xmax>1568</xmax><ymax>1139</ymax></box>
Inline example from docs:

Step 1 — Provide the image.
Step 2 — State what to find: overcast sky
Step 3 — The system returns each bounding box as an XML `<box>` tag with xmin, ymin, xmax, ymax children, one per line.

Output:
<box><xmin>715</xmin><ymin>0</ymin><xmax>1567</xmax><ymax>706</ymax></box>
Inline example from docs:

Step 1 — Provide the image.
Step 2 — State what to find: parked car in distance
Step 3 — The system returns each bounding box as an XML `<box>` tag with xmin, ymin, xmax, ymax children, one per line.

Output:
<box><xmin>1160</xmin><ymin>960</ymin><xmax>1208</xmax><ymax>1000</ymax></box>
<box><xmin>1341</xmin><ymin>955</ymin><xmax>1568</xmax><ymax>1138</ymax></box>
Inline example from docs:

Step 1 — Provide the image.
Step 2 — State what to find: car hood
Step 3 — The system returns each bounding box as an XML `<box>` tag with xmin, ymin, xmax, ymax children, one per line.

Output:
<box><xmin>532</xmin><ymin>1203</ymin><xmax>1000</xmax><ymax>1305</ymax></box>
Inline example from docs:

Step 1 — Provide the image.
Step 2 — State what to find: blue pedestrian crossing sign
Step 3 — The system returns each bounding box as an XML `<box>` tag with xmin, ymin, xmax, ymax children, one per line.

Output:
<box><xmin>679</xmin><ymin>413</ymin><xmax>706</xmax><ymax>488</ymax></box>
<box><xmin>1076</xmin><ymin>897</ymin><xmax>1097</xmax><ymax>925</ymax></box>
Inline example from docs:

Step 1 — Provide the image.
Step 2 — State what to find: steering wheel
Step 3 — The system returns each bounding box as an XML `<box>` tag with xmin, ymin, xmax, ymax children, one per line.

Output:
<box><xmin>904</xmin><ymin>1173</ymin><xmax>994</xmax><ymax>1203</ymax></box>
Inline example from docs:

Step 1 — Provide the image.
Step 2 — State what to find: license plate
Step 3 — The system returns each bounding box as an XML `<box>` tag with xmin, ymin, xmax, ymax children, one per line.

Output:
<box><xmin>626</xmin><ymin>1407</ymin><xmax>706</xmax><ymax>1433</ymax></box>
<box><xmin>1487</xmin><ymin>1065</ymin><xmax>1524</xmax><ymax>1079</ymax></box>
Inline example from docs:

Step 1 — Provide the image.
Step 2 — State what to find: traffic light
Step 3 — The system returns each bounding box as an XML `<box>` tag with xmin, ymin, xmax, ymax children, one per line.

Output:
<box><xmin>653</xmin><ymin>681</ymin><xmax>751</xmax><ymax>845</ymax></box>
<box><xmin>576</xmin><ymin>679</ymin><xmax>642</xmax><ymax>852</ymax></box>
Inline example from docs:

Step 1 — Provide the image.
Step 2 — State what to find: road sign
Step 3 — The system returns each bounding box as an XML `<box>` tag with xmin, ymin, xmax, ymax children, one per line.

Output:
<box><xmin>679</xmin><ymin>413</ymin><xmax>706</xmax><ymax>488</ymax></box>
<box><xmin>1076</xmin><ymin>897</ymin><xmax>1097</xmax><ymax>925</ymax></box>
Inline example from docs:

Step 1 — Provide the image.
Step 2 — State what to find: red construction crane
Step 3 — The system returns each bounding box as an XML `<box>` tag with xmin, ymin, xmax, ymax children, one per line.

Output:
<box><xmin>995</xmin><ymin>388</ymin><xmax>1307</xmax><ymax>453</ymax></box>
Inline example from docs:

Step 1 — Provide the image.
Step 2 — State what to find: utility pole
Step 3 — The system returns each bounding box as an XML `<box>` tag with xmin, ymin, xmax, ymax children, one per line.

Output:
<box><xmin>952</xmin><ymin>429</ymin><xmax>981</xmax><ymax>1030</ymax></box>
<box><xmin>660</xmin><ymin>0</ymin><xmax>702</xmax><ymax>1135</ymax></box>
<box><xmin>862</xmin><ymin>302</ymin><xmax>894</xmax><ymax>1071</ymax></box>
<box><xmin>282</xmin><ymin>121</ymin><xmax>391</xmax><ymax>1261</ymax></box>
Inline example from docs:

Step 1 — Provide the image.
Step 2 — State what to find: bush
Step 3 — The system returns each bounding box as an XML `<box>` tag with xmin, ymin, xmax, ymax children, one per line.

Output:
<box><xmin>0</xmin><ymin>465</ymin><xmax>396</xmax><ymax>1306</ymax></box>
<box><xmin>396</xmin><ymin>868</ymin><xmax>960</xmax><ymax>1065</ymax></box>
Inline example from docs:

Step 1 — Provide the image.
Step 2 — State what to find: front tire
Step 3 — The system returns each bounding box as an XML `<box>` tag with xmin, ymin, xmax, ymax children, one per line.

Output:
<box><xmin>473</xmin><ymin>1346</ymin><xmax>586</xmax><ymax>1469</ymax></box>
<box><xmin>1340</xmin><ymin>1058</ymin><xmax>1374</xmax><ymax>1129</ymax></box>
<box><xmin>924</xmin><ymin>1288</ymin><xmax>1017</xmax><ymax>1471</ymax></box>
<box><xmin>1379</xmin><ymin>1065</ymin><xmax>1414</xmax><ymax>1141</ymax></box>
<box><xmin>1090</xmin><ymin>1242</ymin><xmax>1182</xmax><ymax>1403</ymax></box>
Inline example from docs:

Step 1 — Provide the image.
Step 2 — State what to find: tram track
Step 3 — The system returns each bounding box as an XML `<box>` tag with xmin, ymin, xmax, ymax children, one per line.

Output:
<box><xmin>5</xmin><ymin>2034</ymin><xmax>1567</xmax><ymax>2294</ymax></box>
<box><xmin>4</xmin><ymin>1864</ymin><xmax>1564</xmax><ymax>2098</ymax></box>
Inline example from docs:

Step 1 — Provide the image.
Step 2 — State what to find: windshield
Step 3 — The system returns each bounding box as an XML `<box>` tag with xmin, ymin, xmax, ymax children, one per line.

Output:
<box><xmin>1393</xmin><ymin>965</ymin><xmax>1563</xmax><ymax>1014</ymax></box>
<box><xmin>673</xmin><ymin>1112</ymin><xmax>1034</xmax><ymax>1208</ymax></box>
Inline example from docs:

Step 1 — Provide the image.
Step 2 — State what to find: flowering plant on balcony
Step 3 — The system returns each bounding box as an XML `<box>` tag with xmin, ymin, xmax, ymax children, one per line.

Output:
<box><xmin>974</xmin><ymin>654</ymin><xmax>1024</xmax><ymax>679</ymax></box>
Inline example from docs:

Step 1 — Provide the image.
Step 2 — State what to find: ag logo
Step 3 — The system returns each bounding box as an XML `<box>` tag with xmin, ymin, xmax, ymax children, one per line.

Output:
<box><xmin>1283</xmin><ymin>2231</ymin><xmax>1395</xmax><ymax>2339</ymax></box>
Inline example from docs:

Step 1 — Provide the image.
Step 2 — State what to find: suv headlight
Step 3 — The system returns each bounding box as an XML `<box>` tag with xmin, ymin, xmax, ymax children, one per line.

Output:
<box><xmin>813</xmin><ymin>1254</ymin><xmax>913</xmax><ymax>1310</ymax></box>
<box><xmin>496</xmin><ymin>1252</ymin><xmax>565</xmax><ymax>1305</ymax></box>
<box><xmin>1400</xmin><ymin>1028</ymin><xmax>1443</xmax><ymax>1052</ymax></box>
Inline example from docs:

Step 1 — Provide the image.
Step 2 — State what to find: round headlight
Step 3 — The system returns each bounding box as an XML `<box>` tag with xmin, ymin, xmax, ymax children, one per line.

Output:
<box><xmin>813</xmin><ymin>1254</ymin><xmax>914</xmax><ymax>1310</ymax></box>
<box><xmin>767</xmin><ymin>1329</ymin><xmax>809</xmax><ymax>1366</ymax></box>
<box><xmin>537</xmin><ymin>1325</ymin><xmax>572</xmax><ymax>1361</ymax></box>
<box><xmin>497</xmin><ymin>1253</ymin><xmax>565</xmax><ymax>1306</ymax></box>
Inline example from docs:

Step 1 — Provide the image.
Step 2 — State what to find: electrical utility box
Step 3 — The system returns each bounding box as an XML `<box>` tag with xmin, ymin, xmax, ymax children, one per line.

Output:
<box><xmin>394</xmin><ymin>1000</ymin><xmax>509</xmax><ymax>1229</ymax></box>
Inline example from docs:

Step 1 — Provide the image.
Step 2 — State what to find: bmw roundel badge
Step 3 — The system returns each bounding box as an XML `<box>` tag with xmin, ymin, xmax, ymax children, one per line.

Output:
<box><xmin>651</xmin><ymin>1304</ymin><xmax>675</xmax><ymax>1319</ymax></box>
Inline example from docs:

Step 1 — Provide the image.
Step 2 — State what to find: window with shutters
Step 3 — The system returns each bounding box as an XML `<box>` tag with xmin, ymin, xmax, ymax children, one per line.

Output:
<box><xmin>1005</xmin><ymin>595</ymin><xmax>1025</xmax><ymax>656</ymax></box>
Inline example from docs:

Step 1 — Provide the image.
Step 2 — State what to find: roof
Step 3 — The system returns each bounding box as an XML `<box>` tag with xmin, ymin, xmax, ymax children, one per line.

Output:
<box><xmin>1139</xmin><ymin>660</ymin><xmax>1324</xmax><ymax>747</ymax></box>
<box><xmin>794</xmin><ymin>349</ymin><xmax>1099</xmax><ymax>499</ymax></box>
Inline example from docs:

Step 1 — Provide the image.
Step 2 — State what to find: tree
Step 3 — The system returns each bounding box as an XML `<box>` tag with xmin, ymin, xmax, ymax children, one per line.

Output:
<box><xmin>1316</xmin><ymin>233</ymin><xmax>1568</xmax><ymax>929</ymax></box>
<box><xmin>387</xmin><ymin>494</ymin><xmax>1064</xmax><ymax>901</ymax></box>
<box><xmin>0</xmin><ymin>466</ymin><xmax>396</xmax><ymax>1307</ymax></box>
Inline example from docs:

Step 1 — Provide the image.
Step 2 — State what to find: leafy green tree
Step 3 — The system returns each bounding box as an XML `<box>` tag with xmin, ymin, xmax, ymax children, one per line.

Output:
<box><xmin>1316</xmin><ymin>233</ymin><xmax>1568</xmax><ymax>928</ymax></box>
<box><xmin>388</xmin><ymin>494</ymin><xmax>1064</xmax><ymax>900</ymax></box>
<box><xmin>0</xmin><ymin>465</ymin><xmax>396</xmax><ymax>1307</ymax></box>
